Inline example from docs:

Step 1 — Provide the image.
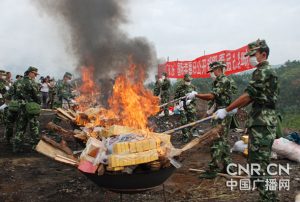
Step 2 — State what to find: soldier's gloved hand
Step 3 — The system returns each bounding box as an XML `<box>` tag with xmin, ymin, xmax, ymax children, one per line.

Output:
<box><xmin>228</xmin><ymin>108</ymin><xmax>238</xmax><ymax>115</ymax></box>
<box><xmin>186</xmin><ymin>91</ymin><xmax>198</xmax><ymax>100</ymax></box>
<box><xmin>214</xmin><ymin>108</ymin><xmax>228</xmax><ymax>119</ymax></box>
<box><xmin>186</xmin><ymin>99</ymin><xmax>192</xmax><ymax>105</ymax></box>
<box><xmin>0</xmin><ymin>104</ymin><xmax>7</xmax><ymax>111</ymax></box>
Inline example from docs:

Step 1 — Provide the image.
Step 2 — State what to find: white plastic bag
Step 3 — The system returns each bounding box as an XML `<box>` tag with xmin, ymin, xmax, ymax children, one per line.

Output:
<box><xmin>272</xmin><ymin>138</ymin><xmax>300</xmax><ymax>163</ymax></box>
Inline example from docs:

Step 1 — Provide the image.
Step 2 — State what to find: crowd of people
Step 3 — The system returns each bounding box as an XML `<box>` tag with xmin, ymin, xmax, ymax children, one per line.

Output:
<box><xmin>0</xmin><ymin>39</ymin><xmax>281</xmax><ymax>201</ymax></box>
<box><xmin>0</xmin><ymin>68</ymin><xmax>75</xmax><ymax>154</ymax></box>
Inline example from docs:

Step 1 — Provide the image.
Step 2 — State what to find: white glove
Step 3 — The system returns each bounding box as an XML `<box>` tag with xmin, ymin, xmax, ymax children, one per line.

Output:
<box><xmin>5</xmin><ymin>86</ymin><xmax>9</xmax><ymax>91</ymax></box>
<box><xmin>228</xmin><ymin>108</ymin><xmax>238</xmax><ymax>115</ymax></box>
<box><xmin>0</xmin><ymin>104</ymin><xmax>7</xmax><ymax>111</ymax></box>
<box><xmin>214</xmin><ymin>108</ymin><xmax>228</xmax><ymax>119</ymax></box>
<box><xmin>186</xmin><ymin>91</ymin><xmax>198</xmax><ymax>100</ymax></box>
<box><xmin>186</xmin><ymin>99</ymin><xmax>192</xmax><ymax>105</ymax></box>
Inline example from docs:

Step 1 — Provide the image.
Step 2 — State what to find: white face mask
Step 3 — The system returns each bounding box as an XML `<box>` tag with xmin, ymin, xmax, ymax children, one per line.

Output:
<box><xmin>210</xmin><ymin>72</ymin><xmax>216</xmax><ymax>79</ymax></box>
<box><xmin>185</xmin><ymin>81</ymin><xmax>191</xmax><ymax>85</ymax></box>
<box><xmin>67</xmin><ymin>80</ymin><xmax>72</xmax><ymax>84</ymax></box>
<box><xmin>249</xmin><ymin>56</ymin><xmax>259</xmax><ymax>67</ymax></box>
<box><xmin>162</xmin><ymin>76</ymin><xmax>166</xmax><ymax>80</ymax></box>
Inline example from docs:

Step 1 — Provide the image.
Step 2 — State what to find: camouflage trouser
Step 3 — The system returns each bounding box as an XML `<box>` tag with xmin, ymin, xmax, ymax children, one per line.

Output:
<box><xmin>180</xmin><ymin>108</ymin><xmax>196</xmax><ymax>140</ymax></box>
<box><xmin>13</xmin><ymin>108</ymin><xmax>40</xmax><ymax>152</ymax></box>
<box><xmin>208</xmin><ymin>116</ymin><xmax>232</xmax><ymax>172</ymax></box>
<box><xmin>161</xmin><ymin>92</ymin><xmax>170</xmax><ymax>116</ymax></box>
<box><xmin>5</xmin><ymin>108</ymin><xmax>19</xmax><ymax>144</ymax></box>
<box><xmin>248</xmin><ymin>125</ymin><xmax>277</xmax><ymax>202</ymax></box>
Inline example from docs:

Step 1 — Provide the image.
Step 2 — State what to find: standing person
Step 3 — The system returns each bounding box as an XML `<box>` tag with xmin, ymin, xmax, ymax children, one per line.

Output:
<box><xmin>48</xmin><ymin>72</ymin><xmax>74</xmax><ymax>145</ymax></box>
<box><xmin>214</xmin><ymin>39</ymin><xmax>279</xmax><ymax>201</ymax></box>
<box><xmin>54</xmin><ymin>72</ymin><xmax>74</xmax><ymax>110</ymax></box>
<box><xmin>5</xmin><ymin>71</ymin><xmax>13</xmax><ymax>87</ymax></box>
<box><xmin>187</xmin><ymin>61</ymin><xmax>238</xmax><ymax>178</ymax></box>
<box><xmin>174</xmin><ymin>73</ymin><xmax>197</xmax><ymax>142</ymax></box>
<box><xmin>0</xmin><ymin>70</ymin><xmax>8</xmax><ymax>125</ymax></box>
<box><xmin>160</xmin><ymin>72</ymin><xmax>171</xmax><ymax>117</ymax></box>
<box><xmin>13</xmin><ymin>67</ymin><xmax>41</xmax><ymax>152</ymax></box>
<box><xmin>40</xmin><ymin>77</ymin><xmax>50</xmax><ymax>108</ymax></box>
<box><xmin>5</xmin><ymin>73</ymin><xmax>25</xmax><ymax>145</ymax></box>
<box><xmin>153</xmin><ymin>74</ymin><xmax>161</xmax><ymax>96</ymax></box>
<box><xmin>47</xmin><ymin>78</ymin><xmax>56</xmax><ymax>109</ymax></box>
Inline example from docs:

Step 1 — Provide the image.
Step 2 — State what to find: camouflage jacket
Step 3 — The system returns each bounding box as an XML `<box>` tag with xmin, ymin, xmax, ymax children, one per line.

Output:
<box><xmin>211</xmin><ymin>74</ymin><xmax>237</xmax><ymax>109</ymax></box>
<box><xmin>153</xmin><ymin>80</ymin><xmax>161</xmax><ymax>96</ymax></box>
<box><xmin>161</xmin><ymin>78</ymin><xmax>171</xmax><ymax>96</ymax></box>
<box><xmin>14</xmin><ymin>76</ymin><xmax>41</xmax><ymax>104</ymax></box>
<box><xmin>244</xmin><ymin>61</ymin><xmax>279</xmax><ymax>126</ymax></box>
<box><xmin>6</xmin><ymin>79</ymin><xmax>23</xmax><ymax>101</ymax></box>
<box><xmin>175</xmin><ymin>81</ymin><xmax>197</xmax><ymax>110</ymax></box>
<box><xmin>0</xmin><ymin>79</ymin><xmax>7</xmax><ymax>105</ymax></box>
<box><xmin>56</xmin><ymin>80</ymin><xmax>74</xmax><ymax>101</ymax></box>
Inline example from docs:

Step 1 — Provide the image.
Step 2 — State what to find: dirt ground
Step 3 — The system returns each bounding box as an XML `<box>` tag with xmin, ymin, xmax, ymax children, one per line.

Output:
<box><xmin>0</xmin><ymin>111</ymin><xmax>299</xmax><ymax>202</ymax></box>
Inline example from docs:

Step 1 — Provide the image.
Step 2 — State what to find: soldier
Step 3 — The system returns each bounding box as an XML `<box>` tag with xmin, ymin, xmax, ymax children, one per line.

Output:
<box><xmin>215</xmin><ymin>39</ymin><xmax>278</xmax><ymax>201</ymax></box>
<box><xmin>13</xmin><ymin>67</ymin><xmax>41</xmax><ymax>152</ymax></box>
<box><xmin>187</xmin><ymin>61</ymin><xmax>238</xmax><ymax>178</ymax></box>
<box><xmin>174</xmin><ymin>73</ymin><xmax>197</xmax><ymax>142</ymax></box>
<box><xmin>160</xmin><ymin>72</ymin><xmax>171</xmax><ymax>116</ymax></box>
<box><xmin>54</xmin><ymin>72</ymin><xmax>74</xmax><ymax>110</ymax></box>
<box><xmin>0</xmin><ymin>70</ymin><xmax>8</xmax><ymax>125</ymax></box>
<box><xmin>4</xmin><ymin>72</ymin><xmax>24</xmax><ymax>145</ymax></box>
<box><xmin>48</xmin><ymin>72</ymin><xmax>74</xmax><ymax>144</ymax></box>
<box><xmin>153</xmin><ymin>75</ymin><xmax>161</xmax><ymax>96</ymax></box>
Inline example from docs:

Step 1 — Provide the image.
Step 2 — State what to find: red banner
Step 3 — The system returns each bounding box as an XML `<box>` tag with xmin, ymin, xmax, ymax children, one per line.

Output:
<box><xmin>158</xmin><ymin>45</ymin><xmax>254</xmax><ymax>78</ymax></box>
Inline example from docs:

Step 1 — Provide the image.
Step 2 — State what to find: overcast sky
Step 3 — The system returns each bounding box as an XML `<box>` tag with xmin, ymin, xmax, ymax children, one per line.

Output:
<box><xmin>0</xmin><ymin>0</ymin><xmax>299</xmax><ymax>79</ymax></box>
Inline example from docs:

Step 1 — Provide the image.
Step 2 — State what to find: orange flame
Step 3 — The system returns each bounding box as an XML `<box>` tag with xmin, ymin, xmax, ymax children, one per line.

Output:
<box><xmin>75</xmin><ymin>62</ymin><xmax>160</xmax><ymax>131</ymax></box>
<box><xmin>109</xmin><ymin>63</ymin><xmax>160</xmax><ymax>130</ymax></box>
<box><xmin>75</xmin><ymin>66</ymin><xmax>100</xmax><ymax>111</ymax></box>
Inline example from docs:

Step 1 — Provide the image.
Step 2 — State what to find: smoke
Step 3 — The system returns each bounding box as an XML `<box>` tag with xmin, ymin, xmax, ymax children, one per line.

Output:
<box><xmin>32</xmin><ymin>0</ymin><xmax>157</xmax><ymax>79</ymax></box>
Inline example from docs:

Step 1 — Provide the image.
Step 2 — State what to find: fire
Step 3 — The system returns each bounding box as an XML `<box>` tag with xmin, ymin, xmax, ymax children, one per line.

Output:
<box><xmin>75</xmin><ymin>62</ymin><xmax>160</xmax><ymax>131</ymax></box>
<box><xmin>109</xmin><ymin>63</ymin><xmax>160</xmax><ymax>130</ymax></box>
<box><xmin>75</xmin><ymin>66</ymin><xmax>100</xmax><ymax>111</ymax></box>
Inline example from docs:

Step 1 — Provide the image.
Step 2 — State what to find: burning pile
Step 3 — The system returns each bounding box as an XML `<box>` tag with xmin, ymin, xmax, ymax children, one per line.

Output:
<box><xmin>37</xmin><ymin>63</ymin><xmax>176</xmax><ymax>175</ymax></box>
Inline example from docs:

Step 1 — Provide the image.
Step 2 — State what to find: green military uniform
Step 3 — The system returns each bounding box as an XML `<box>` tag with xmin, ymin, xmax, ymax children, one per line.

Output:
<box><xmin>4</xmin><ymin>78</ymin><xmax>24</xmax><ymax>144</ymax></box>
<box><xmin>206</xmin><ymin>61</ymin><xmax>238</xmax><ymax>175</ymax></box>
<box><xmin>13</xmin><ymin>67</ymin><xmax>41</xmax><ymax>152</ymax></box>
<box><xmin>153</xmin><ymin>75</ymin><xmax>161</xmax><ymax>96</ymax></box>
<box><xmin>244</xmin><ymin>40</ymin><xmax>279</xmax><ymax>201</ymax></box>
<box><xmin>50</xmin><ymin>72</ymin><xmax>74</xmax><ymax>143</ymax></box>
<box><xmin>0</xmin><ymin>70</ymin><xmax>8</xmax><ymax>125</ymax></box>
<box><xmin>175</xmin><ymin>74</ymin><xmax>197</xmax><ymax>142</ymax></box>
<box><xmin>54</xmin><ymin>72</ymin><xmax>74</xmax><ymax>109</ymax></box>
<box><xmin>160</xmin><ymin>72</ymin><xmax>171</xmax><ymax>116</ymax></box>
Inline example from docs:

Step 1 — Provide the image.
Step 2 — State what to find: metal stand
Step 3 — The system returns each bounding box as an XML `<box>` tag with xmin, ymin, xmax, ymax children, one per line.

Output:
<box><xmin>104</xmin><ymin>183</ymin><xmax>167</xmax><ymax>202</ymax></box>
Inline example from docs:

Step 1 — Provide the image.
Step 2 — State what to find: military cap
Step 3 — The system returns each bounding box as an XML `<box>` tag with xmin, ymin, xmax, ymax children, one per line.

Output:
<box><xmin>26</xmin><ymin>66</ymin><xmax>39</xmax><ymax>75</ymax></box>
<box><xmin>245</xmin><ymin>39</ymin><xmax>269</xmax><ymax>57</ymax></box>
<box><xmin>183</xmin><ymin>73</ymin><xmax>192</xmax><ymax>81</ymax></box>
<box><xmin>64</xmin><ymin>72</ymin><xmax>73</xmax><ymax>79</ymax></box>
<box><xmin>162</xmin><ymin>72</ymin><xmax>168</xmax><ymax>77</ymax></box>
<box><xmin>207</xmin><ymin>61</ymin><xmax>226</xmax><ymax>73</ymax></box>
<box><xmin>0</xmin><ymin>70</ymin><xmax>6</xmax><ymax>74</ymax></box>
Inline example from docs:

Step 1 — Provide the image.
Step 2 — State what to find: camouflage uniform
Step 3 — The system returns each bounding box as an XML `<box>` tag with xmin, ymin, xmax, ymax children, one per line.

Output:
<box><xmin>206</xmin><ymin>62</ymin><xmax>238</xmax><ymax>173</ymax></box>
<box><xmin>160</xmin><ymin>72</ymin><xmax>171</xmax><ymax>116</ymax></box>
<box><xmin>175</xmin><ymin>74</ymin><xmax>197</xmax><ymax>142</ymax></box>
<box><xmin>50</xmin><ymin>72</ymin><xmax>74</xmax><ymax>142</ymax></box>
<box><xmin>244</xmin><ymin>40</ymin><xmax>279</xmax><ymax>202</ymax></box>
<box><xmin>153</xmin><ymin>75</ymin><xmax>161</xmax><ymax>96</ymax></box>
<box><xmin>13</xmin><ymin>67</ymin><xmax>41</xmax><ymax>152</ymax></box>
<box><xmin>0</xmin><ymin>71</ymin><xmax>8</xmax><ymax>125</ymax></box>
<box><xmin>4</xmin><ymin>78</ymin><xmax>23</xmax><ymax>144</ymax></box>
